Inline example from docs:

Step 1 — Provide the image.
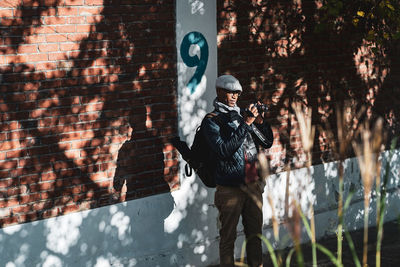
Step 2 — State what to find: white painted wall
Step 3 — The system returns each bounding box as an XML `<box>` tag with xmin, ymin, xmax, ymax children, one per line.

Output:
<box><xmin>1</xmin><ymin>149</ymin><xmax>399</xmax><ymax>266</ymax></box>
<box><xmin>176</xmin><ymin>0</ymin><xmax>217</xmax><ymax>145</ymax></box>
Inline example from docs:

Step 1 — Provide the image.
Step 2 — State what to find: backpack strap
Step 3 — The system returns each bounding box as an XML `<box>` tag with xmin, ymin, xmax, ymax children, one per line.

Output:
<box><xmin>251</xmin><ymin>124</ymin><xmax>267</xmax><ymax>144</ymax></box>
<box><xmin>205</xmin><ymin>112</ymin><xmax>217</xmax><ymax>118</ymax></box>
<box><xmin>251</xmin><ymin>123</ymin><xmax>273</xmax><ymax>148</ymax></box>
<box><xmin>205</xmin><ymin>112</ymin><xmax>223</xmax><ymax>125</ymax></box>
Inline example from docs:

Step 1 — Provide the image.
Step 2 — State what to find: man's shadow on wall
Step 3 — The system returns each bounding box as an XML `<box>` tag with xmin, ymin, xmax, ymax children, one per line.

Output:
<box><xmin>112</xmin><ymin>104</ymin><xmax>170</xmax><ymax>198</ymax></box>
<box><xmin>111</xmin><ymin>104</ymin><xmax>175</xmax><ymax>252</ymax></box>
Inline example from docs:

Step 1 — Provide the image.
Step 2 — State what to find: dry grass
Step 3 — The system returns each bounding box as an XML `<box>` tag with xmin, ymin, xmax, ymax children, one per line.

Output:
<box><xmin>352</xmin><ymin>118</ymin><xmax>384</xmax><ymax>267</ymax></box>
<box><xmin>242</xmin><ymin>101</ymin><xmax>391</xmax><ymax>267</ymax></box>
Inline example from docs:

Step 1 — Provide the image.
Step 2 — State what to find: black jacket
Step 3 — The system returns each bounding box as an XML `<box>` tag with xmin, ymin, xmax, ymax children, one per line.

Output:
<box><xmin>201</xmin><ymin>109</ymin><xmax>273</xmax><ymax>186</ymax></box>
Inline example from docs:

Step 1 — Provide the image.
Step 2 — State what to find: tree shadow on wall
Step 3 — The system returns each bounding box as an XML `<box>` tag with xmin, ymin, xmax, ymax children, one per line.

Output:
<box><xmin>373</xmin><ymin>41</ymin><xmax>400</xmax><ymax>147</ymax></box>
<box><xmin>217</xmin><ymin>0</ymin><xmax>400</xmax><ymax>172</ymax></box>
<box><xmin>0</xmin><ymin>0</ymin><xmax>178</xmax><ymax>227</ymax></box>
<box><xmin>0</xmin><ymin>0</ymin><xmax>105</xmax><ymax>225</ymax></box>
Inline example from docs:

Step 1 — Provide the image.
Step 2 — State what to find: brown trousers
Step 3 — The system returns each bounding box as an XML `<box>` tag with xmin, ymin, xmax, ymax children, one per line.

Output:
<box><xmin>215</xmin><ymin>182</ymin><xmax>264</xmax><ymax>267</ymax></box>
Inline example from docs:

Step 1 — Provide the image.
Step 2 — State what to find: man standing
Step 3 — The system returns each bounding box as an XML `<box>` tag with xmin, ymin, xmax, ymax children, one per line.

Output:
<box><xmin>201</xmin><ymin>75</ymin><xmax>273</xmax><ymax>267</ymax></box>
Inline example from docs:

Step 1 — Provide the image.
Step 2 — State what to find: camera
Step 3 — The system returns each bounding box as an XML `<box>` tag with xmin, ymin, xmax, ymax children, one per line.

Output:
<box><xmin>245</xmin><ymin>102</ymin><xmax>268</xmax><ymax>117</ymax></box>
<box><xmin>254</xmin><ymin>103</ymin><xmax>268</xmax><ymax>113</ymax></box>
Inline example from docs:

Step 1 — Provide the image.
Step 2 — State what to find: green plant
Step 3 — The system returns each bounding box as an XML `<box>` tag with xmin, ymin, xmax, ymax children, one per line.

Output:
<box><xmin>375</xmin><ymin>137</ymin><xmax>397</xmax><ymax>267</ymax></box>
<box><xmin>238</xmin><ymin>234</ymin><xmax>279</xmax><ymax>267</ymax></box>
<box><xmin>317</xmin><ymin>0</ymin><xmax>400</xmax><ymax>46</ymax></box>
<box><xmin>243</xmin><ymin>103</ymin><xmax>395</xmax><ymax>266</ymax></box>
<box><xmin>343</xmin><ymin>188</ymin><xmax>362</xmax><ymax>267</ymax></box>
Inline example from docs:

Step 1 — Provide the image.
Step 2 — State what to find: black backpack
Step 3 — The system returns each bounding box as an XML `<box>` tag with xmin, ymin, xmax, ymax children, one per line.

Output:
<box><xmin>171</xmin><ymin>113</ymin><xmax>220</xmax><ymax>188</ymax></box>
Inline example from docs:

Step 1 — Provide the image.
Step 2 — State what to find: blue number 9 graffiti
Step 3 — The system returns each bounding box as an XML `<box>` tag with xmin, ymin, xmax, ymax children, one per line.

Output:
<box><xmin>180</xmin><ymin>31</ymin><xmax>209</xmax><ymax>94</ymax></box>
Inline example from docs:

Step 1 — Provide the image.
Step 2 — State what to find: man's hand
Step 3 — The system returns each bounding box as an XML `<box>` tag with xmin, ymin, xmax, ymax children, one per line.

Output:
<box><xmin>244</xmin><ymin>103</ymin><xmax>259</xmax><ymax>125</ymax></box>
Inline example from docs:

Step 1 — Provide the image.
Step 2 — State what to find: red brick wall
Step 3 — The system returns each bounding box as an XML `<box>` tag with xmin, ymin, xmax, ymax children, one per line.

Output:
<box><xmin>0</xmin><ymin>0</ymin><xmax>178</xmax><ymax>227</ymax></box>
<box><xmin>1</xmin><ymin>0</ymin><xmax>400</xmax><ymax>229</ymax></box>
<box><xmin>217</xmin><ymin>0</ymin><xmax>400</xmax><ymax>172</ymax></box>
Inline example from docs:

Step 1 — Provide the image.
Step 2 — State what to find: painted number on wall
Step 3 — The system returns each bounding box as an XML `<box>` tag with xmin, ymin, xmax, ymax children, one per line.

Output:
<box><xmin>180</xmin><ymin>31</ymin><xmax>209</xmax><ymax>94</ymax></box>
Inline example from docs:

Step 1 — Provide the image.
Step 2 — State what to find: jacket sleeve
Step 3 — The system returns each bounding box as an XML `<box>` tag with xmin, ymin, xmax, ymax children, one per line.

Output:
<box><xmin>201</xmin><ymin>116</ymin><xmax>251</xmax><ymax>160</ymax></box>
<box><xmin>253</xmin><ymin>120</ymin><xmax>274</xmax><ymax>149</ymax></box>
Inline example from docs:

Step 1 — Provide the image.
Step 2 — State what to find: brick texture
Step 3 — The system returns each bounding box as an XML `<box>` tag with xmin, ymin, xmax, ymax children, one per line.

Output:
<box><xmin>1</xmin><ymin>0</ymin><xmax>400</xmax><ymax>228</ymax></box>
<box><xmin>217</xmin><ymin>0</ymin><xmax>400</xmax><ymax>173</ymax></box>
<box><xmin>0</xmin><ymin>0</ymin><xmax>178</xmax><ymax>227</ymax></box>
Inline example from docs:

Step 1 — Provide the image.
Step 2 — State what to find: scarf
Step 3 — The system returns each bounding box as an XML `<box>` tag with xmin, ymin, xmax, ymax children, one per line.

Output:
<box><xmin>213</xmin><ymin>98</ymin><xmax>241</xmax><ymax>126</ymax></box>
<box><xmin>213</xmin><ymin>97</ymin><xmax>241</xmax><ymax>114</ymax></box>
